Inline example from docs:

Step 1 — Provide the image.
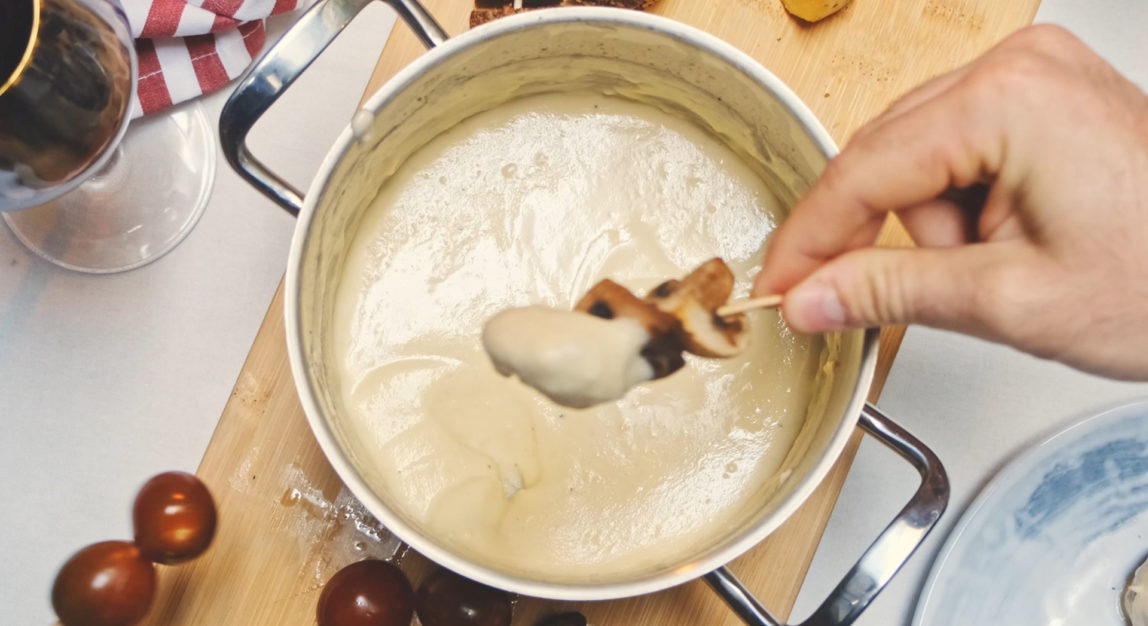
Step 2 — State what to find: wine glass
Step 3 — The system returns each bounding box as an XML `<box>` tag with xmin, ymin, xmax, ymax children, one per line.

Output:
<box><xmin>0</xmin><ymin>0</ymin><xmax>215</xmax><ymax>274</ymax></box>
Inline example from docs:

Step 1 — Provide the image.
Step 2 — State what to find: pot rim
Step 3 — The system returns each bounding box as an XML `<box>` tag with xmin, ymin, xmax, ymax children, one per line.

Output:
<box><xmin>284</xmin><ymin>6</ymin><xmax>879</xmax><ymax>600</ymax></box>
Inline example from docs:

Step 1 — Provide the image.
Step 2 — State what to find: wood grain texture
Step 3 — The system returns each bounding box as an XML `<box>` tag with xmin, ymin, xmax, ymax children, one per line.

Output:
<box><xmin>146</xmin><ymin>0</ymin><xmax>1039</xmax><ymax>623</ymax></box>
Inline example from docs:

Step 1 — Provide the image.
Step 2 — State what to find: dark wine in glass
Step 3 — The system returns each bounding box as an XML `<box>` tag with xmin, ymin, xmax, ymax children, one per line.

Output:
<box><xmin>0</xmin><ymin>0</ymin><xmax>215</xmax><ymax>273</ymax></box>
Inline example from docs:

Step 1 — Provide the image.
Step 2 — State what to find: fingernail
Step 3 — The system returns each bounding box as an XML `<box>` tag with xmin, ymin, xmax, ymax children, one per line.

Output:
<box><xmin>788</xmin><ymin>283</ymin><xmax>847</xmax><ymax>332</ymax></box>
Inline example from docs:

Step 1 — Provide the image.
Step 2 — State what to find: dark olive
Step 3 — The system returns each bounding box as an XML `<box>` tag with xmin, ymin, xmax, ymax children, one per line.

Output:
<box><xmin>51</xmin><ymin>540</ymin><xmax>156</xmax><ymax>626</ymax></box>
<box><xmin>415</xmin><ymin>568</ymin><xmax>512</xmax><ymax>626</ymax></box>
<box><xmin>536</xmin><ymin>611</ymin><xmax>588</xmax><ymax>626</ymax></box>
<box><xmin>317</xmin><ymin>559</ymin><xmax>414</xmax><ymax>626</ymax></box>
<box><xmin>132</xmin><ymin>471</ymin><xmax>217</xmax><ymax>564</ymax></box>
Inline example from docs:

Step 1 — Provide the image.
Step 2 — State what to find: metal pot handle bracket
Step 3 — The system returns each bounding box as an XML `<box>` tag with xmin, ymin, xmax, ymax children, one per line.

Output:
<box><xmin>218</xmin><ymin>3</ymin><xmax>949</xmax><ymax>625</ymax></box>
<box><xmin>706</xmin><ymin>402</ymin><xmax>949</xmax><ymax>626</ymax></box>
<box><xmin>219</xmin><ymin>0</ymin><xmax>448</xmax><ymax>216</ymax></box>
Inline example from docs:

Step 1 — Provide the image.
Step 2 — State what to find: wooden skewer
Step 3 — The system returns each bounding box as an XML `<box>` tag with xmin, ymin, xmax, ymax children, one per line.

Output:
<box><xmin>716</xmin><ymin>295</ymin><xmax>783</xmax><ymax>317</ymax></box>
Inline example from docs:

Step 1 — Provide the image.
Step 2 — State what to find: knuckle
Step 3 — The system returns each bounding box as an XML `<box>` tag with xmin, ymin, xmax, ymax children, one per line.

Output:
<box><xmin>816</xmin><ymin>155</ymin><xmax>853</xmax><ymax>202</ymax></box>
<box><xmin>955</xmin><ymin>56</ymin><xmax>1049</xmax><ymax>137</ymax></box>
<box><xmin>966</xmin><ymin>26</ymin><xmax>1081</xmax><ymax>98</ymax></box>
<box><xmin>1013</xmin><ymin>23</ymin><xmax>1078</xmax><ymax>52</ymax></box>
<box><xmin>965</xmin><ymin>54</ymin><xmax>1040</xmax><ymax>99</ymax></box>
<box><xmin>843</xmin><ymin>254</ymin><xmax>913</xmax><ymax>326</ymax></box>
<box><xmin>819</xmin><ymin>153</ymin><xmax>848</xmax><ymax>186</ymax></box>
<box><xmin>875</xmin><ymin>257</ymin><xmax>914</xmax><ymax>324</ymax></box>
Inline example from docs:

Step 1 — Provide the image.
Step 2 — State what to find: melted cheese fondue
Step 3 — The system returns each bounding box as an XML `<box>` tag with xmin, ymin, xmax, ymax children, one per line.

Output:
<box><xmin>483</xmin><ymin>306</ymin><xmax>657</xmax><ymax>409</ymax></box>
<box><xmin>331</xmin><ymin>92</ymin><xmax>823</xmax><ymax>580</ymax></box>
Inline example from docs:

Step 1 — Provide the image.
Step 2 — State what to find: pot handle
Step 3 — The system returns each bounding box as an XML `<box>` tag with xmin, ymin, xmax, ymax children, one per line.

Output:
<box><xmin>219</xmin><ymin>0</ymin><xmax>448</xmax><ymax>216</ymax></box>
<box><xmin>705</xmin><ymin>402</ymin><xmax>949</xmax><ymax>626</ymax></box>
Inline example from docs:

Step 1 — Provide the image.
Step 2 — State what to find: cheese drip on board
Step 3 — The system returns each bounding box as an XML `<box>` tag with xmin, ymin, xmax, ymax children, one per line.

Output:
<box><xmin>331</xmin><ymin>91</ymin><xmax>830</xmax><ymax>580</ymax></box>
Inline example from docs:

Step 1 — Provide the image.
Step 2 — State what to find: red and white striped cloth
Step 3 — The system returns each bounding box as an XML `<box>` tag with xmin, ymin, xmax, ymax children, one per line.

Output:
<box><xmin>123</xmin><ymin>0</ymin><xmax>307</xmax><ymax>117</ymax></box>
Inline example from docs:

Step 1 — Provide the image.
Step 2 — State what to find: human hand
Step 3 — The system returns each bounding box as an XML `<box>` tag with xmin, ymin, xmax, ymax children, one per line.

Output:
<box><xmin>754</xmin><ymin>24</ymin><xmax>1148</xmax><ymax>380</ymax></box>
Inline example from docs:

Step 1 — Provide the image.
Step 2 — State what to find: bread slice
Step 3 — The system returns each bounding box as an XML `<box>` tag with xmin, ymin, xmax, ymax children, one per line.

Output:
<box><xmin>470</xmin><ymin>0</ymin><xmax>659</xmax><ymax>28</ymax></box>
<box><xmin>780</xmin><ymin>0</ymin><xmax>852</xmax><ymax>22</ymax></box>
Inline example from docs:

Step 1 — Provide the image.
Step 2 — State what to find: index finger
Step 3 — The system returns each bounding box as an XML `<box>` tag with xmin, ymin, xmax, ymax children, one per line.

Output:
<box><xmin>755</xmin><ymin>83</ymin><xmax>997</xmax><ymax>296</ymax></box>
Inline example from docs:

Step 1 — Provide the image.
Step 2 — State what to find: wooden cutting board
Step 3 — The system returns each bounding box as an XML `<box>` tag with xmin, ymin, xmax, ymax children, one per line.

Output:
<box><xmin>146</xmin><ymin>1</ymin><xmax>1039</xmax><ymax>624</ymax></box>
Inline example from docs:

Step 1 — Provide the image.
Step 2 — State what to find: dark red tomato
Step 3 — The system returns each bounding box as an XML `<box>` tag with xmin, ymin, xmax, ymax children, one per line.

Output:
<box><xmin>317</xmin><ymin>560</ymin><xmax>414</xmax><ymax>626</ymax></box>
<box><xmin>51</xmin><ymin>540</ymin><xmax>156</xmax><ymax>626</ymax></box>
<box><xmin>415</xmin><ymin>568</ymin><xmax>512</xmax><ymax>626</ymax></box>
<box><xmin>132</xmin><ymin>471</ymin><xmax>217</xmax><ymax>564</ymax></box>
<box><xmin>536</xmin><ymin>612</ymin><xmax>588</xmax><ymax>626</ymax></box>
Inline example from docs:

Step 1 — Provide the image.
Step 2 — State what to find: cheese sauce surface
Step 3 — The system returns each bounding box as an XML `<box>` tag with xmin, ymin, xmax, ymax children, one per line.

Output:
<box><xmin>331</xmin><ymin>92</ymin><xmax>822</xmax><ymax>579</ymax></box>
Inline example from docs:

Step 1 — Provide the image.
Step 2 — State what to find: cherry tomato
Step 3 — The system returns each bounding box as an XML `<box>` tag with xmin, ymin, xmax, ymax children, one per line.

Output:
<box><xmin>51</xmin><ymin>540</ymin><xmax>156</xmax><ymax>626</ymax></box>
<box><xmin>415</xmin><ymin>568</ymin><xmax>512</xmax><ymax>626</ymax></box>
<box><xmin>536</xmin><ymin>612</ymin><xmax>588</xmax><ymax>626</ymax></box>
<box><xmin>317</xmin><ymin>560</ymin><xmax>414</xmax><ymax>626</ymax></box>
<box><xmin>132</xmin><ymin>471</ymin><xmax>217</xmax><ymax>564</ymax></box>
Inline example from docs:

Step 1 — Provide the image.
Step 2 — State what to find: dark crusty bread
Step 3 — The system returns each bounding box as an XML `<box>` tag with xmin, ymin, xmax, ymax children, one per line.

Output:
<box><xmin>470</xmin><ymin>5</ymin><xmax>520</xmax><ymax>26</ymax></box>
<box><xmin>470</xmin><ymin>0</ymin><xmax>659</xmax><ymax>28</ymax></box>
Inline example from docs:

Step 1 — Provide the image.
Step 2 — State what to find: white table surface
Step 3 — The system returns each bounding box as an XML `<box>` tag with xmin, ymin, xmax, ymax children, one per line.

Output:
<box><xmin>2</xmin><ymin>2</ymin><xmax>1146</xmax><ymax>624</ymax></box>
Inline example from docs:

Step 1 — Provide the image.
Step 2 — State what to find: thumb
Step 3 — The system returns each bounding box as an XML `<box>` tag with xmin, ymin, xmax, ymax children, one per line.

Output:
<box><xmin>775</xmin><ymin>246</ymin><xmax>998</xmax><ymax>333</ymax></box>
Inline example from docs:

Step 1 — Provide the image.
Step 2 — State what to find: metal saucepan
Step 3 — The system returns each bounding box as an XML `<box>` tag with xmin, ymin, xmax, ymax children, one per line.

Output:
<box><xmin>219</xmin><ymin>2</ymin><xmax>949</xmax><ymax>624</ymax></box>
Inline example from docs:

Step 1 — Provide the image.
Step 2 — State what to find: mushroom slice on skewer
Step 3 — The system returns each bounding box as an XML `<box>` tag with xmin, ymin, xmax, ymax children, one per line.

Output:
<box><xmin>644</xmin><ymin>257</ymin><xmax>749</xmax><ymax>358</ymax></box>
<box><xmin>573</xmin><ymin>279</ymin><xmax>686</xmax><ymax>379</ymax></box>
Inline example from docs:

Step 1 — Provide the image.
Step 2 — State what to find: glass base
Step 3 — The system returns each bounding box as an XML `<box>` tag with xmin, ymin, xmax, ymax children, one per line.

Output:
<box><xmin>2</xmin><ymin>102</ymin><xmax>216</xmax><ymax>274</ymax></box>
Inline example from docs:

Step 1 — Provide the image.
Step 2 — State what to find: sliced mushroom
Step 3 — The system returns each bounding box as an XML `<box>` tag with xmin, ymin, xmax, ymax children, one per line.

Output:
<box><xmin>481</xmin><ymin>258</ymin><xmax>751</xmax><ymax>409</ymax></box>
<box><xmin>644</xmin><ymin>258</ymin><xmax>749</xmax><ymax>358</ymax></box>
<box><xmin>573</xmin><ymin>279</ymin><xmax>685</xmax><ymax>378</ymax></box>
